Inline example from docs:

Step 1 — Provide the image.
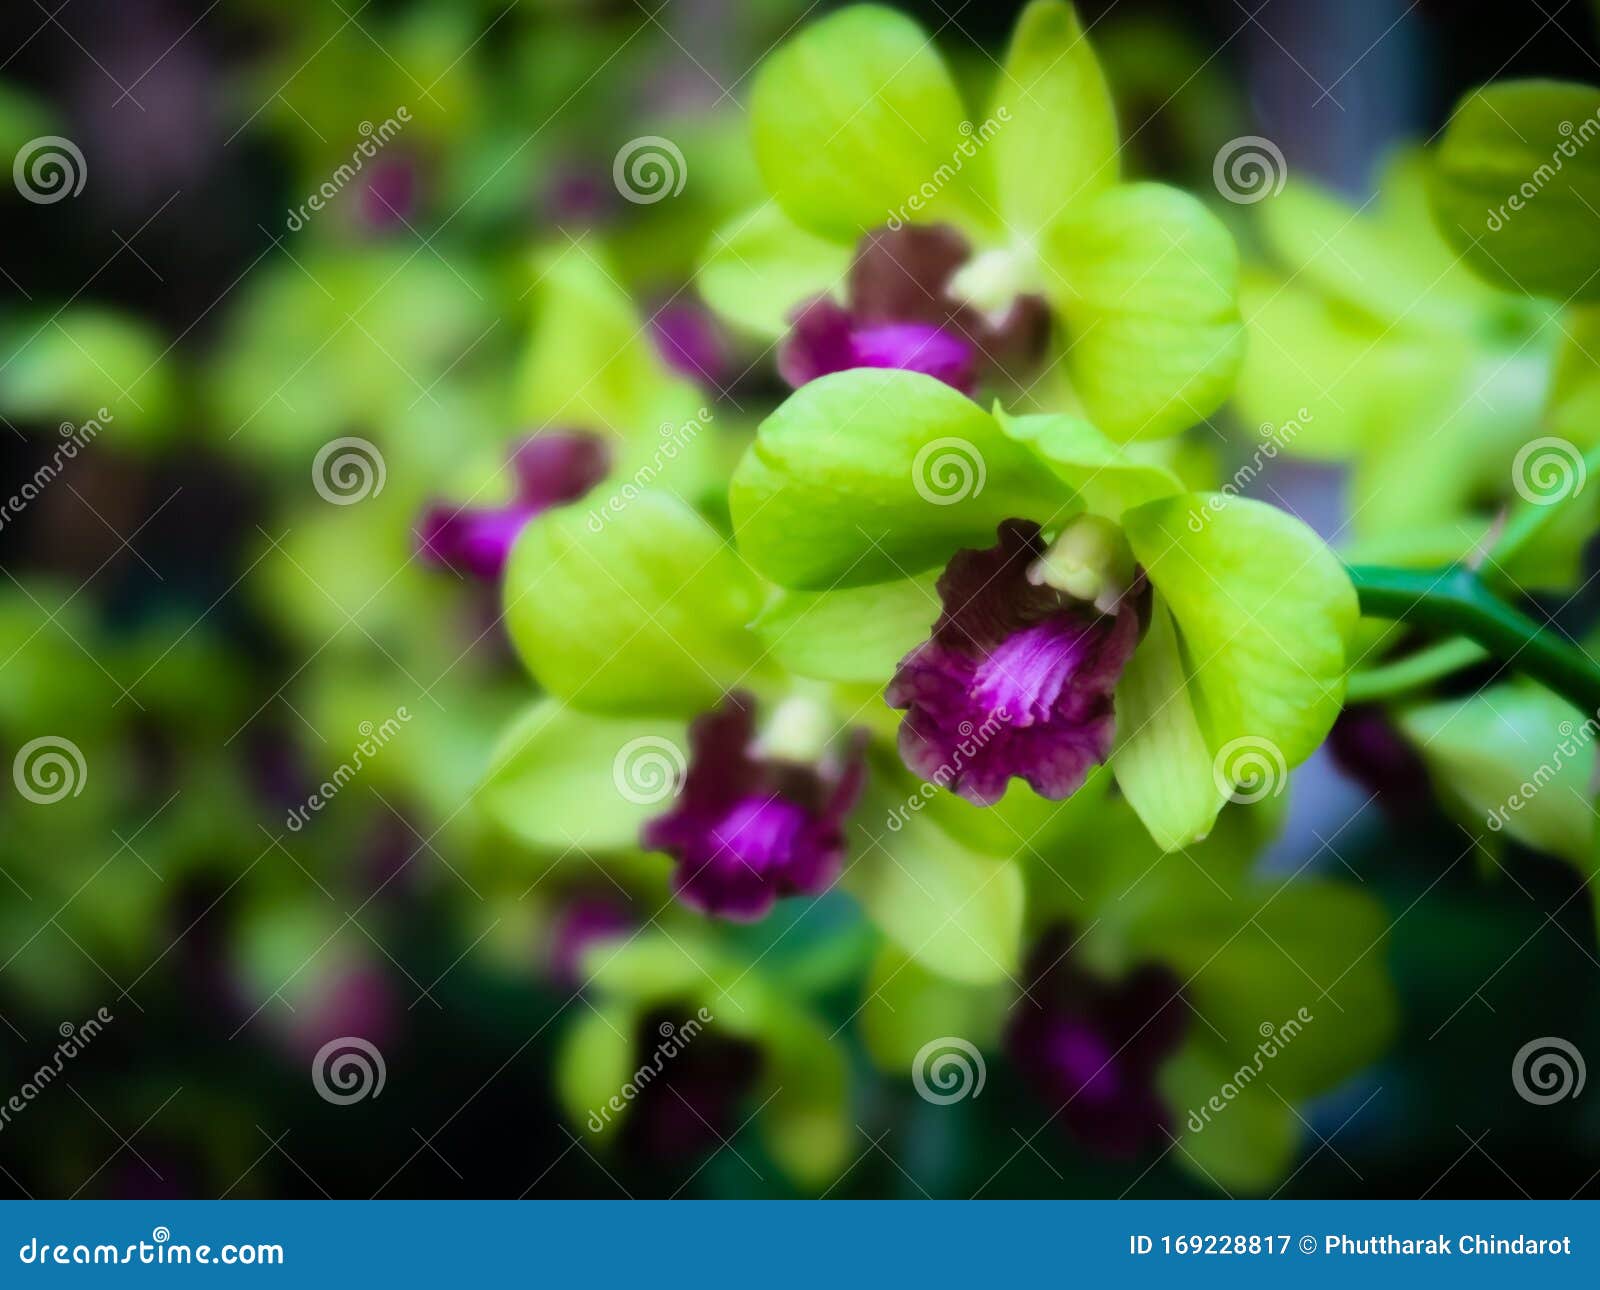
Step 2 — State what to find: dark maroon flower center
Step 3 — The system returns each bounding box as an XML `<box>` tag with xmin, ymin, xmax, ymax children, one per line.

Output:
<box><xmin>778</xmin><ymin>223</ymin><xmax>1047</xmax><ymax>395</ymax></box>
<box><xmin>1007</xmin><ymin>927</ymin><xmax>1187</xmax><ymax>1158</ymax></box>
<box><xmin>416</xmin><ymin>431</ymin><xmax>609</xmax><ymax>581</ymax></box>
<box><xmin>641</xmin><ymin>694</ymin><xmax>865</xmax><ymax>921</ymax></box>
<box><xmin>887</xmin><ymin>520</ymin><xmax>1142</xmax><ymax>806</ymax></box>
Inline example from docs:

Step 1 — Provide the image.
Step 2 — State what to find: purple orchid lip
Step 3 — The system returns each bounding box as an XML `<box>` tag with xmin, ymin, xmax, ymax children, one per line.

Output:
<box><xmin>416</xmin><ymin>431</ymin><xmax>610</xmax><ymax>581</ymax></box>
<box><xmin>778</xmin><ymin>223</ymin><xmax>1048</xmax><ymax>394</ymax></box>
<box><xmin>886</xmin><ymin>520</ymin><xmax>1144</xmax><ymax>806</ymax></box>
<box><xmin>650</xmin><ymin>300</ymin><xmax>731</xmax><ymax>389</ymax></box>
<box><xmin>1007</xmin><ymin>926</ymin><xmax>1187</xmax><ymax>1158</ymax></box>
<box><xmin>548</xmin><ymin>895</ymin><xmax>632</xmax><ymax>988</ymax></box>
<box><xmin>641</xmin><ymin>693</ymin><xmax>866</xmax><ymax>921</ymax></box>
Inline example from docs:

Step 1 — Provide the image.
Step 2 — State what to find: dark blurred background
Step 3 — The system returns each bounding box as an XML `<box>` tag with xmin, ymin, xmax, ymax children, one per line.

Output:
<box><xmin>0</xmin><ymin>0</ymin><xmax>1598</xmax><ymax>1198</ymax></box>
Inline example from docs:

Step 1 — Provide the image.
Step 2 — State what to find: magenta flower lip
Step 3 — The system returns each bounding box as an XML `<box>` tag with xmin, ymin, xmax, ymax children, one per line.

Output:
<box><xmin>416</xmin><ymin>431</ymin><xmax>610</xmax><ymax>581</ymax></box>
<box><xmin>778</xmin><ymin>223</ymin><xmax>1047</xmax><ymax>394</ymax></box>
<box><xmin>641</xmin><ymin>693</ymin><xmax>866</xmax><ymax>921</ymax></box>
<box><xmin>887</xmin><ymin>520</ymin><xmax>1143</xmax><ymax>806</ymax></box>
<box><xmin>1006</xmin><ymin>926</ymin><xmax>1187</xmax><ymax>1159</ymax></box>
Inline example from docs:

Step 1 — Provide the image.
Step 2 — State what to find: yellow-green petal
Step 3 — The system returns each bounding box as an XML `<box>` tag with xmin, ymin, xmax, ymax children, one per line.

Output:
<box><xmin>1044</xmin><ymin>182</ymin><xmax>1244</xmax><ymax>440</ymax></box>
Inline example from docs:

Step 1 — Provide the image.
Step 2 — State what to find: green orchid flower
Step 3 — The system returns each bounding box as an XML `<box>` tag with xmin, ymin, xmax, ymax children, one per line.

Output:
<box><xmin>861</xmin><ymin>797</ymin><xmax>1396</xmax><ymax>1193</ymax></box>
<box><xmin>698</xmin><ymin>0</ymin><xmax>1244</xmax><ymax>440</ymax></box>
<box><xmin>483</xmin><ymin>485</ymin><xmax>1041</xmax><ymax>985</ymax></box>
<box><xmin>729</xmin><ymin>367</ymin><xmax>1357</xmax><ymax>854</ymax></box>
<box><xmin>1234</xmin><ymin>151</ymin><xmax>1599</xmax><ymax>589</ymax></box>
<box><xmin>554</xmin><ymin>928</ymin><xmax>850</xmax><ymax>1190</ymax></box>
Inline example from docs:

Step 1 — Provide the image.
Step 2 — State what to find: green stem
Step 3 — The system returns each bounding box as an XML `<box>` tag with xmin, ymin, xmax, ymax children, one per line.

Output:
<box><xmin>1345</xmin><ymin>637</ymin><xmax>1490</xmax><ymax>704</ymax></box>
<box><xmin>1346</xmin><ymin>563</ymin><xmax>1600</xmax><ymax>715</ymax></box>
